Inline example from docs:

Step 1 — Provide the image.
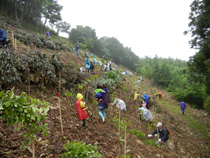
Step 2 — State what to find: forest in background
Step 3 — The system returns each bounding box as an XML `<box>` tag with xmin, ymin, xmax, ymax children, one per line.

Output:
<box><xmin>0</xmin><ymin>0</ymin><xmax>210</xmax><ymax>111</ymax></box>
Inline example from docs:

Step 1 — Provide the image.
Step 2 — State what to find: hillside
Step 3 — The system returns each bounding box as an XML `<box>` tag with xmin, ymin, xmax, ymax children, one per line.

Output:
<box><xmin>0</xmin><ymin>25</ymin><xmax>210</xmax><ymax>158</ymax></box>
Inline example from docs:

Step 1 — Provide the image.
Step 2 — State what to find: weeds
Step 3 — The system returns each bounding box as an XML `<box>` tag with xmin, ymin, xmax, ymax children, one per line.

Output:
<box><xmin>129</xmin><ymin>128</ymin><xmax>145</xmax><ymax>139</ymax></box>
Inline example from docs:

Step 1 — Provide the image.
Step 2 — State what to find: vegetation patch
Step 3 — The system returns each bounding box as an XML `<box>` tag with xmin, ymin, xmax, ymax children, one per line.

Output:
<box><xmin>62</xmin><ymin>141</ymin><xmax>102</xmax><ymax>158</ymax></box>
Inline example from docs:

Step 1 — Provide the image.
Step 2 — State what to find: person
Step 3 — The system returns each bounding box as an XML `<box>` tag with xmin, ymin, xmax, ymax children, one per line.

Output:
<box><xmin>142</xmin><ymin>101</ymin><xmax>146</xmax><ymax>108</ymax></box>
<box><xmin>93</xmin><ymin>57</ymin><xmax>97</xmax><ymax>64</ymax></box>
<box><xmin>180</xmin><ymin>102</ymin><xmax>186</xmax><ymax>115</ymax></box>
<box><xmin>148</xmin><ymin>122</ymin><xmax>170</xmax><ymax>149</ymax></box>
<box><xmin>91</xmin><ymin>53</ymin><xmax>93</xmax><ymax>58</ymax></box>
<box><xmin>80</xmin><ymin>66</ymin><xmax>85</xmax><ymax>74</ymax></box>
<box><xmin>158</xmin><ymin>91</ymin><xmax>162</xmax><ymax>100</ymax></box>
<box><xmin>140</xmin><ymin>75</ymin><xmax>143</xmax><ymax>81</ymax></box>
<box><xmin>85</xmin><ymin>51</ymin><xmax>89</xmax><ymax>58</ymax></box>
<box><xmin>95</xmin><ymin>84</ymin><xmax>108</xmax><ymax>123</ymax></box>
<box><xmin>90</xmin><ymin>61</ymin><xmax>95</xmax><ymax>75</ymax></box>
<box><xmin>86</xmin><ymin>57</ymin><xmax>89</xmax><ymax>64</ymax></box>
<box><xmin>109</xmin><ymin>62</ymin><xmax>112</xmax><ymax>71</ymax></box>
<box><xmin>45</xmin><ymin>31</ymin><xmax>50</xmax><ymax>36</ymax></box>
<box><xmin>76</xmin><ymin>93</ymin><xmax>88</xmax><ymax>127</ymax></box>
<box><xmin>111</xmin><ymin>98</ymin><xmax>126</xmax><ymax>112</ymax></box>
<box><xmin>95</xmin><ymin>84</ymin><xmax>103</xmax><ymax>94</ymax></box>
<box><xmin>134</xmin><ymin>91</ymin><xmax>140</xmax><ymax>105</ymax></box>
<box><xmin>143</xmin><ymin>94</ymin><xmax>150</xmax><ymax>109</ymax></box>
<box><xmin>75</xmin><ymin>44</ymin><xmax>79</xmax><ymax>56</ymax></box>
<box><xmin>85</xmin><ymin>63</ymin><xmax>90</xmax><ymax>73</ymax></box>
<box><xmin>104</xmin><ymin>63</ymin><xmax>108</xmax><ymax>71</ymax></box>
<box><xmin>0</xmin><ymin>29</ymin><xmax>9</xmax><ymax>48</ymax></box>
<box><xmin>137</xmin><ymin>107</ymin><xmax>153</xmax><ymax>122</ymax></box>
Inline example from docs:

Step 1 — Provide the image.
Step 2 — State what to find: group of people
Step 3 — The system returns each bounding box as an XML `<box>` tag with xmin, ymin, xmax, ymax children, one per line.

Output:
<box><xmin>75</xmin><ymin>70</ymin><xmax>187</xmax><ymax>152</ymax></box>
<box><xmin>76</xmin><ymin>84</ymin><xmax>110</xmax><ymax>127</ymax></box>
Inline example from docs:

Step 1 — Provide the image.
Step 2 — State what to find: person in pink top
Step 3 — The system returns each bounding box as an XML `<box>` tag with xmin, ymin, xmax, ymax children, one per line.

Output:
<box><xmin>142</xmin><ymin>101</ymin><xmax>146</xmax><ymax>108</ymax></box>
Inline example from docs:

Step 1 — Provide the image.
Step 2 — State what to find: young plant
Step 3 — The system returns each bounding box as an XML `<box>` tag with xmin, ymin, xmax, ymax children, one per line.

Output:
<box><xmin>113</xmin><ymin>116</ymin><xmax>131</xmax><ymax>139</ymax></box>
<box><xmin>145</xmin><ymin>139</ymin><xmax>157</xmax><ymax>146</ymax></box>
<box><xmin>0</xmin><ymin>88</ymin><xmax>50</xmax><ymax>146</ymax></box>
<box><xmin>62</xmin><ymin>141</ymin><xmax>102</xmax><ymax>158</ymax></box>
<box><xmin>129</xmin><ymin>128</ymin><xmax>145</xmax><ymax>139</ymax></box>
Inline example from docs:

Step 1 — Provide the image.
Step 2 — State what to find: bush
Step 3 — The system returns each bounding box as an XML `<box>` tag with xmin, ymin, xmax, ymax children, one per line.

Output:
<box><xmin>129</xmin><ymin>128</ymin><xmax>145</xmax><ymax>139</ymax></box>
<box><xmin>62</xmin><ymin>141</ymin><xmax>102</xmax><ymax>158</ymax></box>
<box><xmin>204</xmin><ymin>96</ymin><xmax>210</xmax><ymax>112</ymax></box>
<box><xmin>0</xmin><ymin>50</ymin><xmax>21</xmax><ymax>88</ymax></box>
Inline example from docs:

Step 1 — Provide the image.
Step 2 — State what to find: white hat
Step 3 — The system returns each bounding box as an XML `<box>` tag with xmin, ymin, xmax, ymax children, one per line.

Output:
<box><xmin>157</xmin><ymin>122</ymin><xmax>162</xmax><ymax>127</ymax></box>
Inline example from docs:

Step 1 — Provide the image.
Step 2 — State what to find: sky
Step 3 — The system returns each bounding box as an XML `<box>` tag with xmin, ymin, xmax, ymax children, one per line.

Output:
<box><xmin>58</xmin><ymin>0</ymin><xmax>195</xmax><ymax>61</ymax></box>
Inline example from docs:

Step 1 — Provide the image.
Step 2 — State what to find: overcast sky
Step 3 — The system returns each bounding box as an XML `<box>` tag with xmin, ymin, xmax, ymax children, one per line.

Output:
<box><xmin>58</xmin><ymin>0</ymin><xmax>195</xmax><ymax>61</ymax></box>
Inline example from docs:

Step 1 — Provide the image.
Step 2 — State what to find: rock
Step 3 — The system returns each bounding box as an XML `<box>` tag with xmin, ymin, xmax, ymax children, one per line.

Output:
<box><xmin>135</xmin><ymin>140</ymin><xmax>144</xmax><ymax>145</ymax></box>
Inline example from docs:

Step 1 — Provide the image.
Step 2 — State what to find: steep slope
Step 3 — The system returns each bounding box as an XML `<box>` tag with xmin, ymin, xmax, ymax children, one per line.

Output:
<box><xmin>0</xmin><ymin>31</ymin><xmax>210</xmax><ymax>158</ymax></box>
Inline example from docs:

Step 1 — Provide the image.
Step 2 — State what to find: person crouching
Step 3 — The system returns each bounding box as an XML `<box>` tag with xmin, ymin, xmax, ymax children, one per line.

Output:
<box><xmin>76</xmin><ymin>93</ymin><xmax>88</xmax><ymax>127</ymax></box>
<box><xmin>148</xmin><ymin>122</ymin><xmax>170</xmax><ymax>150</ymax></box>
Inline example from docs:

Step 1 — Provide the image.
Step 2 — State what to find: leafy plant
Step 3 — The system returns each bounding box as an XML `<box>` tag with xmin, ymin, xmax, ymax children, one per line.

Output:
<box><xmin>204</xmin><ymin>95</ymin><xmax>210</xmax><ymax>112</ymax></box>
<box><xmin>129</xmin><ymin>128</ymin><xmax>145</xmax><ymax>139</ymax></box>
<box><xmin>0</xmin><ymin>88</ymin><xmax>50</xmax><ymax>145</ymax></box>
<box><xmin>145</xmin><ymin>139</ymin><xmax>157</xmax><ymax>146</ymax></box>
<box><xmin>120</xmin><ymin>155</ymin><xmax>136</xmax><ymax>158</ymax></box>
<box><xmin>62</xmin><ymin>141</ymin><xmax>102</xmax><ymax>158</ymax></box>
<box><xmin>0</xmin><ymin>50</ymin><xmax>21</xmax><ymax>87</ymax></box>
<box><xmin>147</xmin><ymin>122</ymin><xmax>153</xmax><ymax>131</ymax></box>
<box><xmin>113</xmin><ymin>116</ymin><xmax>131</xmax><ymax>139</ymax></box>
<box><xmin>123</xmin><ymin>86</ymin><xmax>129</xmax><ymax>93</ymax></box>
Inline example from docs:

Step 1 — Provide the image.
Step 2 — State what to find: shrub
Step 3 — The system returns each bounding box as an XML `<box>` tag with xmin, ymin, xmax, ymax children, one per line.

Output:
<box><xmin>129</xmin><ymin>128</ymin><xmax>145</xmax><ymax>139</ymax></box>
<box><xmin>0</xmin><ymin>50</ymin><xmax>21</xmax><ymax>88</ymax></box>
<box><xmin>204</xmin><ymin>95</ymin><xmax>210</xmax><ymax>112</ymax></box>
<box><xmin>145</xmin><ymin>139</ymin><xmax>157</xmax><ymax>146</ymax></box>
<box><xmin>62</xmin><ymin>141</ymin><xmax>102</xmax><ymax>158</ymax></box>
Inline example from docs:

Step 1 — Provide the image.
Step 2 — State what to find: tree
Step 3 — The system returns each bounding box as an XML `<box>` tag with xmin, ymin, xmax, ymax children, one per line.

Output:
<box><xmin>56</xmin><ymin>21</ymin><xmax>71</xmax><ymax>34</ymax></box>
<box><xmin>42</xmin><ymin>0</ymin><xmax>62</xmax><ymax>29</ymax></box>
<box><xmin>185</xmin><ymin>0</ymin><xmax>210</xmax><ymax>94</ymax></box>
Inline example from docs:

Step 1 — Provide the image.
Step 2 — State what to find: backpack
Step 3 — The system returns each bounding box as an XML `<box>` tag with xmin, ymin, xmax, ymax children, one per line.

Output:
<box><xmin>164</xmin><ymin>127</ymin><xmax>170</xmax><ymax>135</ymax></box>
<box><xmin>104</xmin><ymin>93</ymin><xmax>110</xmax><ymax>105</ymax></box>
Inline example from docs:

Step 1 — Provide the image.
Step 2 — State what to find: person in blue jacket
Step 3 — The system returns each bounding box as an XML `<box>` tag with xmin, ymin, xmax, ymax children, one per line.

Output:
<box><xmin>95</xmin><ymin>84</ymin><xmax>108</xmax><ymax>123</ymax></box>
<box><xmin>144</xmin><ymin>94</ymin><xmax>150</xmax><ymax>109</ymax></box>
<box><xmin>0</xmin><ymin>29</ymin><xmax>8</xmax><ymax>47</ymax></box>
<box><xmin>75</xmin><ymin>44</ymin><xmax>79</xmax><ymax>56</ymax></box>
<box><xmin>180</xmin><ymin>102</ymin><xmax>186</xmax><ymax>115</ymax></box>
<box><xmin>85</xmin><ymin>63</ymin><xmax>90</xmax><ymax>73</ymax></box>
<box><xmin>86</xmin><ymin>57</ymin><xmax>89</xmax><ymax>64</ymax></box>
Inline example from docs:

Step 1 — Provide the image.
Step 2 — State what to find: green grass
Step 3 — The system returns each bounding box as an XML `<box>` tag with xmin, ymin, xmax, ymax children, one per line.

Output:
<box><xmin>158</xmin><ymin>100</ymin><xmax>210</xmax><ymax>139</ymax></box>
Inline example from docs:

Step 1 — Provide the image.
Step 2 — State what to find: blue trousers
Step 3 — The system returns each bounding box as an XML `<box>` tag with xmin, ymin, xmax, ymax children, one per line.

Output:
<box><xmin>98</xmin><ymin>109</ymin><xmax>106</xmax><ymax>119</ymax></box>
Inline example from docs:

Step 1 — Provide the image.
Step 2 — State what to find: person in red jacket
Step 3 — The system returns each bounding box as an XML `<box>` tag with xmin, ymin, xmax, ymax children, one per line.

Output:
<box><xmin>76</xmin><ymin>93</ymin><xmax>88</xmax><ymax>127</ymax></box>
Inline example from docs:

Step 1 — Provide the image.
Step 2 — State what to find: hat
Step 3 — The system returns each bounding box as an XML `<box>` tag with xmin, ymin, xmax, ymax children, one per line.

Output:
<box><xmin>157</xmin><ymin>122</ymin><xmax>162</xmax><ymax>127</ymax></box>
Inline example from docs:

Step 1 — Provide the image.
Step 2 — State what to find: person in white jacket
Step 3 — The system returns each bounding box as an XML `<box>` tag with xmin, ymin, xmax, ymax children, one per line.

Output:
<box><xmin>111</xmin><ymin>98</ymin><xmax>126</xmax><ymax>112</ymax></box>
<box><xmin>137</xmin><ymin>107</ymin><xmax>153</xmax><ymax>123</ymax></box>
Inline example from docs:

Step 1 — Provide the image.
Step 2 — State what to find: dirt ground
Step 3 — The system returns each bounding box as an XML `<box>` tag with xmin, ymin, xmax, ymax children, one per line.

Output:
<box><xmin>0</xmin><ymin>48</ymin><xmax>210</xmax><ymax>158</ymax></box>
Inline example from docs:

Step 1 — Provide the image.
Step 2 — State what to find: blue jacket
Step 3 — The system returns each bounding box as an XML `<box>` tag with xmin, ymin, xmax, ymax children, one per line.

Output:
<box><xmin>0</xmin><ymin>29</ymin><xmax>8</xmax><ymax>41</ymax></box>
<box><xmin>180</xmin><ymin>102</ymin><xmax>186</xmax><ymax>109</ymax></box>
<box><xmin>144</xmin><ymin>94</ymin><xmax>149</xmax><ymax>105</ymax></box>
<box><xmin>95</xmin><ymin>88</ymin><xmax>108</xmax><ymax>109</ymax></box>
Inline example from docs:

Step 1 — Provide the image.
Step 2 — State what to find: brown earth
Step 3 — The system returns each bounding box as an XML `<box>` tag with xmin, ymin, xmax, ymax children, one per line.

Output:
<box><xmin>0</xmin><ymin>44</ymin><xmax>210</xmax><ymax>158</ymax></box>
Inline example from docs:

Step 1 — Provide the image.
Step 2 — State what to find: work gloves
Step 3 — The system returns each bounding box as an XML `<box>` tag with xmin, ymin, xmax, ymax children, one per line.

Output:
<box><xmin>155</xmin><ymin>139</ymin><xmax>162</xmax><ymax>144</ymax></box>
<box><xmin>148</xmin><ymin>134</ymin><xmax>152</xmax><ymax>138</ymax></box>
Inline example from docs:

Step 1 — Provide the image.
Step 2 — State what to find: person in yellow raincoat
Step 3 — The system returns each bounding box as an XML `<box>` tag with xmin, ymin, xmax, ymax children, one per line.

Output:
<box><xmin>134</xmin><ymin>91</ymin><xmax>140</xmax><ymax>105</ymax></box>
<box><xmin>76</xmin><ymin>93</ymin><xmax>88</xmax><ymax>127</ymax></box>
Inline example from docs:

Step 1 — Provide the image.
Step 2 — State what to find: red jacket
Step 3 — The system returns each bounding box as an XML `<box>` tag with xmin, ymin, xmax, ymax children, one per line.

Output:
<box><xmin>76</xmin><ymin>98</ymin><xmax>88</xmax><ymax>120</ymax></box>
